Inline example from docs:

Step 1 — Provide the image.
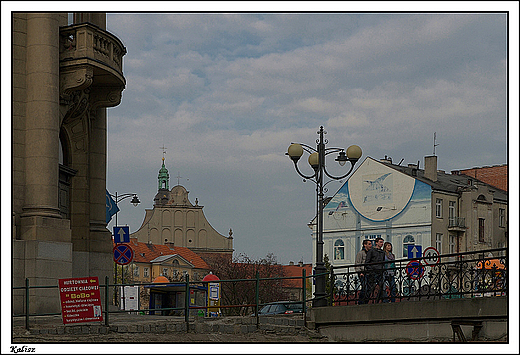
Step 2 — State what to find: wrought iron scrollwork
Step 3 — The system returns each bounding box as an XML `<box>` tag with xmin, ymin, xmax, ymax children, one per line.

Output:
<box><xmin>329</xmin><ymin>248</ymin><xmax>507</xmax><ymax>306</ymax></box>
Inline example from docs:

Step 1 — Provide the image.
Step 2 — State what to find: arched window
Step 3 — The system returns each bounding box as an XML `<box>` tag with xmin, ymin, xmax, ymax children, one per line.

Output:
<box><xmin>403</xmin><ymin>235</ymin><xmax>415</xmax><ymax>258</ymax></box>
<box><xmin>58</xmin><ymin>131</ymin><xmax>76</xmax><ymax>218</ymax></box>
<box><xmin>334</xmin><ymin>239</ymin><xmax>344</xmax><ymax>260</ymax></box>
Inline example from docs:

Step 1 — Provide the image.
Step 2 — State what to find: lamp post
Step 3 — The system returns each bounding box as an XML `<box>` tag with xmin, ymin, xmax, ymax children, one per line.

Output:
<box><xmin>109</xmin><ymin>192</ymin><xmax>140</xmax><ymax>308</ymax></box>
<box><xmin>287</xmin><ymin>126</ymin><xmax>362</xmax><ymax>307</ymax></box>
<box><xmin>110</xmin><ymin>192</ymin><xmax>140</xmax><ymax>228</ymax></box>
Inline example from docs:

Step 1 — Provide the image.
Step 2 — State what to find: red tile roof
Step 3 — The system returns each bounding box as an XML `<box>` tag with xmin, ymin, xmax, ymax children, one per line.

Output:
<box><xmin>282</xmin><ymin>264</ymin><xmax>313</xmax><ymax>288</ymax></box>
<box><xmin>452</xmin><ymin>164</ymin><xmax>507</xmax><ymax>191</ymax></box>
<box><xmin>113</xmin><ymin>238</ymin><xmax>209</xmax><ymax>269</ymax></box>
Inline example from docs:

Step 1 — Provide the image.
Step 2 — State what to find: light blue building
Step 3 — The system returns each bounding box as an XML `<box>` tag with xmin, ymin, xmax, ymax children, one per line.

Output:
<box><xmin>311</xmin><ymin>156</ymin><xmax>507</xmax><ymax>267</ymax></box>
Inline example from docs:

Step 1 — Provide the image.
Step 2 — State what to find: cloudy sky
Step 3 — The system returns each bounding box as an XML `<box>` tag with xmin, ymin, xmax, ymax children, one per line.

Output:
<box><xmin>99</xmin><ymin>9</ymin><xmax>513</xmax><ymax>265</ymax></box>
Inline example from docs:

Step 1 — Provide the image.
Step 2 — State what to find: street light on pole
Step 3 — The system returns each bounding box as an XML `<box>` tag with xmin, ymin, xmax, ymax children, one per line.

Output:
<box><xmin>110</xmin><ymin>192</ymin><xmax>141</xmax><ymax>228</ymax></box>
<box><xmin>287</xmin><ymin>126</ymin><xmax>362</xmax><ymax>307</ymax></box>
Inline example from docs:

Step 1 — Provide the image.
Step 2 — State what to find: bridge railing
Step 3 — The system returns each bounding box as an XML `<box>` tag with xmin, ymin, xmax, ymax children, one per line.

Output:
<box><xmin>329</xmin><ymin>248</ymin><xmax>507</xmax><ymax>305</ymax></box>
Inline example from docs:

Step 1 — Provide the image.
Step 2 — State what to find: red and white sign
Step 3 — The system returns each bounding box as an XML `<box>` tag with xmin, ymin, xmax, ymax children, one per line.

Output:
<box><xmin>59</xmin><ymin>277</ymin><xmax>103</xmax><ymax>325</ymax></box>
<box><xmin>423</xmin><ymin>246</ymin><xmax>440</xmax><ymax>266</ymax></box>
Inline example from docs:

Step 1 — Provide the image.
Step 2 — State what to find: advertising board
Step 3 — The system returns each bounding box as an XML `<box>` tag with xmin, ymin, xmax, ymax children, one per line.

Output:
<box><xmin>59</xmin><ymin>277</ymin><xmax>103</xmax><ymax>324</ymax></box>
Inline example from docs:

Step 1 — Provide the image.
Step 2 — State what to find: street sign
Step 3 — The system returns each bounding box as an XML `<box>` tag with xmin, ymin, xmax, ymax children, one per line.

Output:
<box><xmin>113</xmin><ymin>244</ymin><xmax>133</xmax><ymax>265</ymax></box>
<box><xmin>113</xmin><ymin>226</ymin><xmax>130</xmax><ymax>243</ymax></box>
<box><xmin>423</xmin><ymin>246</ymin><xmax>440</xmax><ymax>266</ymax></box>
<box><xmin>59</xmin><ymin>277</ymin><xmax>103</xmax><ymax>325</ymax></box>
<box><xmin>406</xmin><ymin>259</ymin><xmax>424</xmax><ymax>280</ymax></box>
<box><xmin>407</xmin><ymin>244</ymin><xmax>422</xmax><ymax>259</ymax></box>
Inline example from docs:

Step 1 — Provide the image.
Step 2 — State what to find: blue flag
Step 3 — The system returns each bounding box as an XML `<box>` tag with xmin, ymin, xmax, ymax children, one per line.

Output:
<box><xmin>106</xmin><ymin>190</ymin><xmax>119</xmax><ymax>224</ymax></box>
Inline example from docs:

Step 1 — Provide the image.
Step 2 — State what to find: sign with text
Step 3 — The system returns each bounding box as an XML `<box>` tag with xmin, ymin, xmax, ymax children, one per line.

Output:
<box><xmin>59</xmin><ymin>277</ymin><xmax>103</xmax><ymax>325</ymax></box>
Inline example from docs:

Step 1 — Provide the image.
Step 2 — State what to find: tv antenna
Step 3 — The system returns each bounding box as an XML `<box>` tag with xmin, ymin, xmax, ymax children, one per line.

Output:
<box><xmin>433</xmin><ymin>132</ymin><xmax>439</xmax><ymax>155</ymax></box>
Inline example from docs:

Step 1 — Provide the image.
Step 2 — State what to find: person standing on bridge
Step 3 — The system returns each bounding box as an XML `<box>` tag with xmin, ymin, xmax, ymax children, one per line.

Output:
<box><xmin>383</xmin><ymin>242</ymin><xmax>397</xmax><ymax>303</ymax></box>
<box><xmin>365</xmin><ymin>237</ymin><xmax>385</xmax><ymax>303</ymax></box>
<box><xmin>355</xmin><ymin>239</ymin><xmax>372</xmax><ymax>304</ymax></box>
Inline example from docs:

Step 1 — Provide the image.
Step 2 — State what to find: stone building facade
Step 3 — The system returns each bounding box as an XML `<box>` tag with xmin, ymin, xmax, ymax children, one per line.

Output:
<box><xmin>131</xmin><ymin>158</ymin><xmax>234</xmax><ymax>262</ymax></box>
<box><xmin>12</xmin><ymin>12</ymin><xmax>126</xmax><ymax>313</ymax></box>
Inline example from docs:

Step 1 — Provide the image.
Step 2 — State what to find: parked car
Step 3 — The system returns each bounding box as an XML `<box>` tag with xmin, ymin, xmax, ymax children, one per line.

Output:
<box><xmin>256</xmin><ymin>301</ymin><xmax>303</xmax><ymax>316</ymax></box>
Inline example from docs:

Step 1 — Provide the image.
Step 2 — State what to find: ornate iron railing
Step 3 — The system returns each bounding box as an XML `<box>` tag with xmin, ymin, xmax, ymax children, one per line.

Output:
<box><xmin>329</xmin><ymin>248</ymin><xmax>507</xmax><ymax>305</ymax></box>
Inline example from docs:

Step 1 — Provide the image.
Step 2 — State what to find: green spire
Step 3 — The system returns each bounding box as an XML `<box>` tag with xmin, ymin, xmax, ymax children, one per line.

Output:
<box><xmin>158</xmin><ymin>157</ymin><xmax>169</xmax><ymax>190</ymax></box>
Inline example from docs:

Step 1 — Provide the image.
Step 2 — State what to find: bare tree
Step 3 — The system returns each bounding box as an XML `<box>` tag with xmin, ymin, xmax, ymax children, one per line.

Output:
<box><xmin>206</xmin><ymin>253</ymin><xmax>288</xmax><ymax>315</ymax></box>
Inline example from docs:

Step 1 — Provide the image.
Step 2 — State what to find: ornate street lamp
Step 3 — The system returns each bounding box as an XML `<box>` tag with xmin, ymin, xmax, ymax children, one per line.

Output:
<box><xmin>109</xmin><ymin>192</ymin><xmax>140</xmax><ymax>227</ymax></box>
<box><xmin>287</xmin><ymin>126</ymin><xmax>361</xmax><ymax>307</ymax></box>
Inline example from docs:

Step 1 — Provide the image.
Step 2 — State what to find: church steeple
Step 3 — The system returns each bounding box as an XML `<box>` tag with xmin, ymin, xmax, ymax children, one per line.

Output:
<box><xmin>158</xmin><ymin>156</ymin><xmax>169</xmax><ymax>190</ymax></box>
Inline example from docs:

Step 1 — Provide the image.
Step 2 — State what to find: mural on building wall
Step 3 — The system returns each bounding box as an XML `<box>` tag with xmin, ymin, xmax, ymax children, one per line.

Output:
<box><xmin>321</xmin><ymin>158</ymin><xmax>432</xmax><ymax>263</ymax></box>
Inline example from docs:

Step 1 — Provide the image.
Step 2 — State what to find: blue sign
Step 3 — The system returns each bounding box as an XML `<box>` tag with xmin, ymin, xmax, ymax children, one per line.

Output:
<box><xmin>113</xmin><ymin>226</ymin><xmax>130</xmax><ymax>243</ymax></box>
<box><xmin>407</xmin><ymin>244</ymin><xmax>422</xmax><ymax>259</ymax></box>
<box><xmin>406</xmin><ymin>260</ymin><xmax>424</xmax><ymax>280</ymax></box>
<box><xmin>113</xmin><ymin>244</ymin><xmax>133</xmax><ymax>265</ymax></box>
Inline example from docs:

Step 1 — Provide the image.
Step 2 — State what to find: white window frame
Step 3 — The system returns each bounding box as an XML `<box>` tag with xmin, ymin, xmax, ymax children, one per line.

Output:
<box><xmin>133</xmin><ymin>265</ymin><xmax>139</xmax><ymax>277</ymax></box>
<box><xmin>436</xmin><ymin>199</ymin><xmax>443</xmax><ymax>218</ymax></box>
<box><xmin>334</xmin><ymin>239</ymin><xmax>345</xmax><ymax>260</ymax></box>
<box><xmin>162</xmin><ymin>268</ymin><xmax>168</xmax><ymax>277</ymax></box>
<box><xmin>143</xmin><ymin>267</ymin><xmax>149</xmax><ymax>278</ymax></box>
<box><xmin>499</xmin><ymin>208</ymin><xmax>505</xmax><ymax>227</ymax></box>
<box><xmin>448</xmin><ymin>201</ymin><xmax>456</xmax><ymax>221</ymax></box>
<box><xmin>449</xmin><ymin>235</ymin><xmax>456</xmax><ymax>254</ymax></box>
<box><xmin>436</xmin><ymin>233</ymin><xmax>442</xmax><ymax>254</ymax></box>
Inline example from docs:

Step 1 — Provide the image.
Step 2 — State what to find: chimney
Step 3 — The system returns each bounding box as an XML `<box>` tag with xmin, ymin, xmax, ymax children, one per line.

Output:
<box><xmin>165</xmin><ymin>241</ymin><xmax>175</xmax><ymax>250</ymax></box>
<box><xmin>289</xmin><ymin>261</ymin><xmax>294</xmax><ymax>266</ymax></box>
<box><xmin>424</xmin><ymin>155</ymin><xmax>438</xmax><ymax>182</ymax></box>
<box><xmin>298</xmin><ymin>261</ymin><xmax>304</xmax><ymax>267</ymax></box>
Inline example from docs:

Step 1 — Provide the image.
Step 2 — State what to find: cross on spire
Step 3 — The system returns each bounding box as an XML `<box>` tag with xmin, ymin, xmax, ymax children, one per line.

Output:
<box><xmin>160</xmin><ymin>145</ymin><xmax>167</xmax><ymax>161</ymax></box>
<box><xmin>175</xmin><ymin>172</ymin><xmax>189</xmax><ymax>186</ymax></box>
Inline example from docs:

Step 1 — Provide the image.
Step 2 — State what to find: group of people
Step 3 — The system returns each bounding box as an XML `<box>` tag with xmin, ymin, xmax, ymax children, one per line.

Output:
<box><xmin>355</xmin><ymin>237</ymin><xmax>398</xmax><ymax>304</ymax></box>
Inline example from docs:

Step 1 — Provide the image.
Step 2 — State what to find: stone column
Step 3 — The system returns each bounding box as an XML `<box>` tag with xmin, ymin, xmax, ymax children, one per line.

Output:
<box><xmin>19</xmin><ymin>13</ymin><xmax>72</xmax><ymax>314</ymax></box>
<box><xmin>23</xmin><ymin>13</ymin><xmax>61</xmax><ymax>221</ymax></box>
<box><xmin>86</xmin><ymin>107</ymin><xmax>113</xmax><ymax>280</ymax></box>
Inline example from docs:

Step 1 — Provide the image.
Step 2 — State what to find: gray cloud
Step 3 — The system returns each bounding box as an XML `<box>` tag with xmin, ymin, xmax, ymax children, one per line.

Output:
<box><xmin>105</xmin><ymin>13</ymin><xmax>508</xmax><ymax>264</ymax></box>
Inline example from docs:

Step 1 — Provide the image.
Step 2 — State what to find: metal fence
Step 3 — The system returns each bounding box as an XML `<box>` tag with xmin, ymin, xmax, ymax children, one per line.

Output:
<box><xmin>12</xmin><ymin>270</ymin><xmax>311</xmax><ymax>331</ymax></box>
<box><xmin>329</xmin><ymin>248</ymin><xmax>507</xmax><ymax>305</ymax></box>
<box><xmin>12</xmin><ymin>248</ymin><xmax>507</xmax><ymax>330</ymax></box>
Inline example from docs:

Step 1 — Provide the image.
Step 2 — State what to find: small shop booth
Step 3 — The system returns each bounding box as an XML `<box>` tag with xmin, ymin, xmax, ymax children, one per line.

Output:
<box><xmin>146</xmin><ymin>276</ymin><xmax>207</xmax><ymax>316</ymax></box>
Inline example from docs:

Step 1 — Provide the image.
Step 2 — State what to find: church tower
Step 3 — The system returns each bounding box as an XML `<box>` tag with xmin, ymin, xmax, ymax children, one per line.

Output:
<box><xmin>132</xmin><ymin>156</ymin><xmax>234</xmax><ymax>262</ymax></box>
<box><xmin>158</xmin><ymin>157</ymin><xmax>169</xmax><ymax>190</ymax></box>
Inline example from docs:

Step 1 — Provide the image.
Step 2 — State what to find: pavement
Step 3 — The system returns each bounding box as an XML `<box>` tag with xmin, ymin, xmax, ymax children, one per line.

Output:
<box><xmin>11</xmin><ymin>312</ymin><xmax>330</xmax><ymax>344</ymax></box>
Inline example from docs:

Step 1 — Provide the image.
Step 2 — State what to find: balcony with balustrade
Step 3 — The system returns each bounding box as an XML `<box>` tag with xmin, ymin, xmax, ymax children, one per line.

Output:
<box><xmin>448</xmin><ymin>217</ymin><xmax>466</xmax><ymax>232</ymax></box>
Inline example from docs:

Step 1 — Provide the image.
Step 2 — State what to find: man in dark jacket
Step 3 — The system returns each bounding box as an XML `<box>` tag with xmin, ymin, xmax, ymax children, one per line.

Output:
<box><xmin>355</xmin><ymin>239</ymin><xmax>372</xmax><ymax>304</ymax></box>
<box><xmin>365</xmin><ymin>237</ymin><xmax>385</xmax><ymax>303</ymax></box>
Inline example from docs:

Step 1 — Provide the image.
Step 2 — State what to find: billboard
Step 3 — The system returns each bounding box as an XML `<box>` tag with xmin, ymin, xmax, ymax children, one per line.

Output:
<box><xmin>59</xmin><ymin>277</ymin><xmax>103</xmax><ymax>324</ymax></box>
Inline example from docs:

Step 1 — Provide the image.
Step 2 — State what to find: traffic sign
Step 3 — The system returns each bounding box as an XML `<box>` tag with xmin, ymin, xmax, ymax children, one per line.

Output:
<box><xmin>423</xmin><ymin>246</ymin><xmax>440</xmax><ymax>266</ymax></box>
<box><xmin>113</xmin><ymin>226</ymin><xmax>130</xmax><ymax>243</ymax></box>
<box><xmin>113</xmin><ymin>244</ymin><xmax>133</xmax><ymax>265</ymax></box>
<box><xmin>407</xmin><ymin>244</ymin><xmax>422</xmax><ymax>259</ymax></box>
<box><xmin>406</xmin><ymin>259</ymin><xmax>424</xmax><ymax>280</ymax></box>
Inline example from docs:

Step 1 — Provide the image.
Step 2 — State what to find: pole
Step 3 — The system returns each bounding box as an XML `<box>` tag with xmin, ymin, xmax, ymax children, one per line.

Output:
<box><xmin>255</xmin><ymin>271</ymin><xmax>260</xmax><ymax>327</ymax></box>
<box><xmin>25</xmin><ymin>278</ymin><xmax>30</xmax><ymax>330</ymax></box>
<box><xmin>314</xmin><ymin>127</ymin><xmax>327</xmax><ymax>307</ymax></box>
<box><xmin>185</xmin><ymin>274</ymin><xmax>190</xmax><ymax>331</ymax></box>
<box><xmin>105</xmin><ymin>276</ymin><xmax>109</xmax><ymax>326</ymax></box>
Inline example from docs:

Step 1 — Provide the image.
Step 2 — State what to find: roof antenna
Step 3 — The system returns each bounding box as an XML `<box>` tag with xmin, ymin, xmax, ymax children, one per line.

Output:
<box><xmin>433</xmin><ymin>132</ymin><xmax>439</xmax><ymax>156</ymax></box>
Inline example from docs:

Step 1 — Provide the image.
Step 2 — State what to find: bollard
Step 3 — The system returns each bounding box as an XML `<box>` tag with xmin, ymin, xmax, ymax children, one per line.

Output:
<box><xmin>25</xmin><ymin>278</ymin><xmax>30</xmax><ymax>330</ymax></box>
<box><xmin>185</xmin><ymin>274</ymin><xmax>190</xmax><ymax>331</ymax></box>
<box><xmin>105</xmin><ymin>276</ymin><xmax>109</xmax><ymax>327</ymax></box>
